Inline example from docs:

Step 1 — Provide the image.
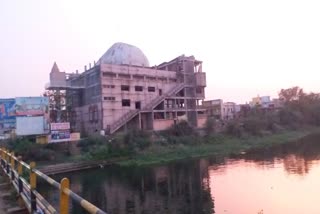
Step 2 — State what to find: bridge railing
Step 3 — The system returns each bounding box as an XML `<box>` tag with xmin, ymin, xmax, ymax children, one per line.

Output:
<box><xmin>0</xmin><ymin>148</ymin><xmax>107</xmax><ymax>214</ymax></box>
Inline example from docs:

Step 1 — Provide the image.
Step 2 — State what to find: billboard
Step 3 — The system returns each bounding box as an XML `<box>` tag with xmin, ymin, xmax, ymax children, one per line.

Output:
<box><xmin>0</xmin><ymin>99</ymin><xmax>16</xmax><ymax>132</ymax></box>
<box><xmin>15</xmin><ymin>97</ymin><xmax>49</xmax><ymax>116</ymax></box>
<box><xmin>50</xmin><ymin>122</ymin><xmax>70</xmax><ymax>130</ymax></box>
<box><xmin>49</xmin><ymin>122</ymin><xmax>71</xmax><ymax>143</ymax></box>
<box><xmin>49</xmin><ymin>130</ymin><xmax>71</xmax><ymax>143</ymax></box>
<box><xmin>16</xmin><ymin>116</ymin><xmax>49</xmax><ymax>136</ymax></box>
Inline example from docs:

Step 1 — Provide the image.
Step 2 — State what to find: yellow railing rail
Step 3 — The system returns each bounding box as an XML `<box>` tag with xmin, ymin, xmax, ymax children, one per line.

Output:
<box><xmin>0</xmin><ymin>147</ymin><xmax>107</xmax><ymax>214</ymax></box>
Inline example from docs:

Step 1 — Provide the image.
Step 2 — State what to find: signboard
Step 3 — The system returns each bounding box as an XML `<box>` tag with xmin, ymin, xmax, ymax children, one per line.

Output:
<box><xmin>0</xmin><ymin>99</ymin><xmax>16</xmax><ymax>132</ymax></box>
<box><xmin>50</xmin><ymin>122</ymin><xmax>70</xmax><ymax>130</ymax></box>
<box><xmin>49</xmin><ymin>122</ymin><xmax>72</xmax><ymax>143</ymax></box>
<box><xmin>16</xmin><ymin>116</ymin><xmax>49</xmax><ymax>136</ymax></box>
<box><xmin>70</xmin><ymin>132</ymin><xmax>81</xmax><ymax>141</ymax></box>
<box><xmin>50</xmin><ymin>130</ymin><xmax>71</xmax><ymax>143</ymax></box>
<box><xmin>15</xmin><ymin>97</ymin><xmax>49</xmax><ymax>116</ymax></box>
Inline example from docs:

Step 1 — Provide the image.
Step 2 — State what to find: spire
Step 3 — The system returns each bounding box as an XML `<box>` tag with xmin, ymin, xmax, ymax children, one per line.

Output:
<box><xmin>51</xmin><ymin>62</ymin><xmax>60</xmax><ymax>73</ymax></box>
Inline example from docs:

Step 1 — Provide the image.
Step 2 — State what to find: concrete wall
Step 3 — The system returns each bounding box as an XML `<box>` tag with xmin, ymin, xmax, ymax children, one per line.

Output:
<box><xmin>153</xmin><ymin>119</ymin><xmax>174</xmax><ymax>131</ymax></box>
<box><xmin>197</xmin><ymin>117</ymin><xmax>207</xmax><ymax>128</ymax></box>
<box><xmin>50</xmin><ymin>71</ymin><xmax>66</xmax><ymax>87</ymax></box>
<box><xmin>73</xmin><ymin>102</ymin><xmax>102</xmax><ymax>134</ymax></box>
<box><xmin>195</xmin><ymin>72</ymin><xmax>206</xmax><ymax>87</ymax></box>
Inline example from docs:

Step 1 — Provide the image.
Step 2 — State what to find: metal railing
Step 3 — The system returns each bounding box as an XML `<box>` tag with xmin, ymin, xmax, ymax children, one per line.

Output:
<box><xmin>143</xmin><ymin>83</ymin><xmax>185</xmax><ymax>111</ymax></box>
<box><xmin>0</xmin><ymin>148</ymin><xmax>107</xmax><ymax>214</ymax></box>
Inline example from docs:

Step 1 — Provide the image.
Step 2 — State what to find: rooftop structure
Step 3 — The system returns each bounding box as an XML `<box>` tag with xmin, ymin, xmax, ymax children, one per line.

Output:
<box><xmin>97</xmin><ymin>42</ymin><xmax>150</xmax><ymax>67</ymax></box>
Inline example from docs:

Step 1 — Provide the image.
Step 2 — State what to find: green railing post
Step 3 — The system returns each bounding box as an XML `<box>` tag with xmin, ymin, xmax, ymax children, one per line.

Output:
<box><xmin>60</xmin><ymin>178</ymin><xmax>70</xmax><ymax>214</ymax></box>
<box><xmin>30</xmin><ymin>162</ymin><xmax>37</xmax><ymax>213</ymax></box>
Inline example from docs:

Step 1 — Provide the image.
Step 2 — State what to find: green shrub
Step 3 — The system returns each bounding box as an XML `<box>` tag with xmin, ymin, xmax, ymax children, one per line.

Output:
<box><xmin>243</xmin><ymin>117</ymin><xmax>266</xmax><ymax>136</ymax></box>
<box><xmin>3</xmin><ymin>138</ymin><xmax>55</xmax><ymax>161</ymax></box>
<box><xmin>204</xmin><ymin>117</ymin><xmax>216</xmax><ymax>136</ymax></box>
<box><xmin>164</xmin><ymin>121</ymin><xmax>196</xmax><ymax>137</ymax></box>
<box><xmin>77</xmin><ymin>135</ymin><xmax>107</xmax><ymax>152</ymax></box>
<box><xmin>225</xmin><ymin>121</ymin><xmax>242</xmax><ymax>137</ymax></box>
<box><xmin>123</xmin><ymin>129</ymin><xmax>151</xmax><ymax>150</ymax></box>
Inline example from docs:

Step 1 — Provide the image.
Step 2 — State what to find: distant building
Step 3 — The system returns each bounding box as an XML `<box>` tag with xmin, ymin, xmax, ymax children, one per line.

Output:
<box><xmin>203</xmin><ymin>99</ymin><xmax>237</xmax><ymax>120</ymax></box>
<box><xmin>250</xmin><ymin>95</ymin><xmax>274</xmax><ymax>109</ymax></box>
<box><xmin>248</xmin><ymin>95</ymin><xmax>285</xmax><ymax>114</ymax></box>
<box><xmin>46</xmin><ymin>42</ymin><xmax>207</xmax><ymax>135</ymax></box>
<box><xmin>237</xmin><ymin>104</ymin><xmax>251</xmax><ymax>118</ymax></box>
<box><xmin>222</xmin><ymin>102</ymin><xmax>236</xmax><ymax>120</ymax></box>
<box><xmin>202</xmin><ymin>99</ymin><xmax>223</xmax><ymax>120</ymax></box>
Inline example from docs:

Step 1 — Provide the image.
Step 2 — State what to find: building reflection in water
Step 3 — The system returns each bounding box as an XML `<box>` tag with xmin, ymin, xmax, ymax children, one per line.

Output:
<box><xmin>59</xmin><ymin>159</ymin><xmax>215</xmax><ymax>214</ymax></box>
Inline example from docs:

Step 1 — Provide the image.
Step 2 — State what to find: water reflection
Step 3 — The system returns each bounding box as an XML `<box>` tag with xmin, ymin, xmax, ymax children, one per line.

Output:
<box><xmin>241</xmin><ymin>133</ymin><xmax>320</xmax><ymax>176</ymax></box>
<box><xmin>45</xmin><ymin>159</ymin><xmax>216</xmax><ymax>214</ymax></box>
<box><xmin>39</xmin><ymin>133</ymin><xmax>320</xmax><ymax>214</ymax></box>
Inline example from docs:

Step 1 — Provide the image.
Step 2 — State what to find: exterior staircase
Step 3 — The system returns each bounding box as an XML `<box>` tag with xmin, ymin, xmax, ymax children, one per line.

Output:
<box><xmin>109</xmin><ymin>83</ymin><xmax>185</xmax><ymax>134</ymax></box>
<box><xmin>109</xmin><ymin>109</ymin><xmax>140</xmax><ymax>134</ymax></box>
<box><xmin>143</xmin><ymin>83</ymin><xmax>185</xmax><ymax>111</ymax></box>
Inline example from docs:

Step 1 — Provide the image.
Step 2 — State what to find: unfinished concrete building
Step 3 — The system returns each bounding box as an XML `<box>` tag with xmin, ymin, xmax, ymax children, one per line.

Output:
<box><xmin>46</xmin><ymin>42</ymin><xmax>207</xmax><ymax>135</ymax></box>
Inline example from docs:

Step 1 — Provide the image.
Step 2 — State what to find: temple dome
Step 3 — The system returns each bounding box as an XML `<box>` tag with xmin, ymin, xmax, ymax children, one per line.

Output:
<box><xmin>98</xmin><ymin>42</ymin><xmax>150</xmax><ymax>67</ymax></box>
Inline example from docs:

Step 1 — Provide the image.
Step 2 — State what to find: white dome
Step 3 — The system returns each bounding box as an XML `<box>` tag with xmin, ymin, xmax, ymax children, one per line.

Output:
<box><xmin>98</xmin><ymin>42</ymin><xmax>150</xmax><ymax>67</ymax></box>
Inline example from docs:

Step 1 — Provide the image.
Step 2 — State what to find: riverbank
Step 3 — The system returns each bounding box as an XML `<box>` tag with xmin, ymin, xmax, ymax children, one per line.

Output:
<box><xmin>4</xmin><ymin>127</ymin><xmax>320</xmax><ymax>173</ymax></box>
<box><xmin>117</xmin><ymin>127</ymin><xmax>320</xmax><ymax>166</ymax></box>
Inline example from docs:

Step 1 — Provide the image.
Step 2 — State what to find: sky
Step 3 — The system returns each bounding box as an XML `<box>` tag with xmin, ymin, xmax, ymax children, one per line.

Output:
<box><xmin>0</xmin><ymin>0</ymin><xmax>320</xmax><ymax>103</ymax></box>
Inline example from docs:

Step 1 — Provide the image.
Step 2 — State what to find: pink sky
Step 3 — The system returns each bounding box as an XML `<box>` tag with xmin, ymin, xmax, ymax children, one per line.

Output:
<box><xmin>1</xmin><ymin>0</ymin><xmax>320</xmax><ymax>103</ymax></box>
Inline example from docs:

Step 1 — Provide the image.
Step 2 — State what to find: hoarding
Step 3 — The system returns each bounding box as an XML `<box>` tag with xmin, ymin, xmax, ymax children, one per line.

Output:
<box><xmin>50</xmin><ymin>122</ymin><xmax>70</xmax><ymax>130</ymax></box>
<box><xmin>0</xmin><ymin>99</ymin><xmax>16</xmax><ymax>132</ymax></box>
<box><xmin>15</xmin><ymin>97</ymin><xmax>49</xmax><ymax>116</ymax></box>
<box><xmin>48</xmin><ymin>132</ymin><xmax>80</xmax><ymax>143</ymax></box>
<box><xmin>16</xmin><ymin>116</ymin><xmax>49</xmax><ymax>136</ymax></box>
<box><xmin>49</xmin><ymin>122</ymin><xmax>72</xmax><ymax>143</ymax></box>
<box><xmin>49</xmin><ymin>130</ymin><xmax>71</xmax><ymax>143</ymax></box>
<box><xmin>70</xmin><ymin>132</ymin><xmax>81</xmax><ymax>141</ymax></box>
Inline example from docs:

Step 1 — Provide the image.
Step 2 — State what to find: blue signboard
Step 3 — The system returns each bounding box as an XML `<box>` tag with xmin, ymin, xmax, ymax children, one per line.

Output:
<box><xmin>0</xmin><ymin>99</ymin><xmax>16</xmax><ymax>131</ymax></box>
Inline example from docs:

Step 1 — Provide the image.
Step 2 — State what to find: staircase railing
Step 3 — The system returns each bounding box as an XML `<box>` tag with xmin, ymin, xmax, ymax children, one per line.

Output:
<box><xmin>109</xmin><ymin>109</ymin><xmax>140</xmax><ymax>134</ymax></box>
<box><xmin>143</xmin><ymin>83</ymin><xmax>185</xmax><ymax>111</ymax></box>
<box><xmin>109</xmin><ymin>83</ymin><xmax>185</xmax><ymax>134</ymax></box>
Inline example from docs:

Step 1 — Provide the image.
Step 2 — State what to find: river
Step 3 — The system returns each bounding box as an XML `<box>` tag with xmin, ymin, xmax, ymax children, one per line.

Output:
<box><xmin>39</xmin><ymin>133</ymin><xmax>320</xmax><ymax>214</ymax></box>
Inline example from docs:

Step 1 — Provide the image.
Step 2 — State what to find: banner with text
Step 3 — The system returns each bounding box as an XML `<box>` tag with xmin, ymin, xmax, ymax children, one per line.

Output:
<box><xmin>0</xmin><ymin>99</ymin><xmax>16</xmax><ymax>132</ymax></box>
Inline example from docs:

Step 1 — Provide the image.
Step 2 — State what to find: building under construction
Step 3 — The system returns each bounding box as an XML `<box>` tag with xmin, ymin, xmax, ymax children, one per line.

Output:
<box><xmin>46</xmin><ymin>42</ymin><xmax>207</xmax><ymax>135</ymax></box>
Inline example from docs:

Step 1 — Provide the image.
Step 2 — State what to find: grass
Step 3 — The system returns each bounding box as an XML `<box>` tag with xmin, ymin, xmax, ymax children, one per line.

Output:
<box><xmin>118</xmin><ymin>127</ymin><xmax>320</xmax><ymax>166</ymax></box>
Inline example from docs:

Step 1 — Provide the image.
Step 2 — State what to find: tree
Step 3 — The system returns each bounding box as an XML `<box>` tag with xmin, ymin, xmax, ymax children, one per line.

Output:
<box><xmin>279</xmin><ymin>86</ymin><xmax>304</xmax><ymax>103</ymax></box>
